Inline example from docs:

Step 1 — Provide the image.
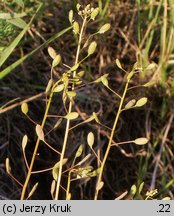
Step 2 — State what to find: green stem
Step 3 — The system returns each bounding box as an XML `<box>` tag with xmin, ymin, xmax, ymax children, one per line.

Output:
<box><xmin>94</xmin><ymin>78</ymin><xmax>130</xmax><ymax>200</ymax></box>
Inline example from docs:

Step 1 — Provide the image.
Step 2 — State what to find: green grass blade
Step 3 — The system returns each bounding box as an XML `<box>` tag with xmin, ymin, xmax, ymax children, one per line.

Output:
<box><xmin>0</xmin><ymin>3</ymin><xmax>43</xmax><ymax>68</ymax></box>
<box><xmin>0</xmin><ymin>26</ymin><xmax>72</xmax><ymax>79</ymax></box>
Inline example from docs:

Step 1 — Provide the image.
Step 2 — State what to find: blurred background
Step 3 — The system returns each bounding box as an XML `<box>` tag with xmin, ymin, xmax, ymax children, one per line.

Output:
<box><xmin>0</xmin><ymin>0</ymin><xmax>174</xmax><ymax>199</ymax></box>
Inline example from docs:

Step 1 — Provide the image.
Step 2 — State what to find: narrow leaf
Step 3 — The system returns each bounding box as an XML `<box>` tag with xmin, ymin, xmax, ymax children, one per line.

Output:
<box><xmin>0</xmin><ymin>3</ymin><xmax>43</xmax><ymax>67</ymax></box>
<box><xmin>0</xmin><ymin>26</ymin><xmax>72</xmax><ymax>79</ymax></box>
<box><xmin>7</xmin><ymin>18</ymin><xmax>27</xmax><ymax>29</ymax></box>
<box><xmin>27</xmin><ymin>182</ymin><xmax>38</xmax><ymax>199</ymax></box>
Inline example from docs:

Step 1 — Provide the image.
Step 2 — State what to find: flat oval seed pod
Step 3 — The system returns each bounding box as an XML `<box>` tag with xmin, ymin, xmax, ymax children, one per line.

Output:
<box><xmin>96</xmin><ymin>181</ymin><xmax>104</xmax><ymax>191</ymax></box>
<box><xmin>53</xmin><ymin>84</ymin><xmax>64</xmax><ymax>93</ymax></box>
<box><xmin>87</xmin><ymin>132</ymin><xmax>94</xmax><ymax>148</ymax></box>
<box><xmin>134</xmin><ymin>137</ymin><xmax>148</xmax><ymax>145</ymax></box>
<box><xmin>64</xmin><ymin>112</ymin><xmax>79</xmax><ymax>120</ymax></box>
<box><xmin>48</xmin><ymin>47</ymin><xmax>57</xmax><ymax>59</ymax></box>
<box><xmin>115</xmin><ymin>58</ymin><xmax>123</xmax><ymax>70</ymax></box>
<box><xmin>73</xmin><ymin>21</ymin><xmax>79</xmax><ymax>34</ymax></box>
<box><xmin>135</xmin><ymin>97</ymin><xmax>148</xmax><ymax>107</ymax></box>
<box><xmin>98</xmin><ymin>23</ymin><xmax>111</xmax><ymax>34</ymax></box>
<box><xmin>36</xmin><ymin>124</ymin><xmax>44</xmax><ymax>141</ymax></box>
<box><xmin>52</xmin><ymin>158</ymin><xmax>68</xmax><ymax>180</ymax></box>
<box><xmin>91</xmin><ymin>7</ymin><xmax>99</xmax><ymax>20</ymax></box>
<box><xmin>22</xmin><ymin>134</ymin><xmax>28</xmax><ymax>150</ymax></box>
<box><xmin>69</xmin><ymin>10</ymin><xmax>73</xmax><ymax>24</ymax></box>
<box><xmin>45</xmin><ymin>79</ymin><xmax>53</xmax><ymax>93</ymax></box>
<box><xmin>21</xmin><ymin>102</ymin><xmax>28</xmax><ymax>115</ymax></box>
<box><xmin>88</xmin><ymin>41</ymin><xmax>97</xmax><ymax>55</ymax></box>
<box><xmin>125</xmin><ymin>99</ymin><xmax>136</xmax><ymax>109</ymax></box>
<box><xmin>52</xmin><ymin>54</ymin><xmax>61</xmax><ymax>67</ymax></box>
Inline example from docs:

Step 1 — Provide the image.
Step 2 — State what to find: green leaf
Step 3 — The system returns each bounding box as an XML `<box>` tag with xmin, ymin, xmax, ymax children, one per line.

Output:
<box><xmin>64</xmin><ymin>112</ymin><xmax>79</xmax><ymax>120</ymax></box>
<box><xmin>0</xmin><ymin>13</ymin><xmax>26</xmax><ymax>19</ymax></box>
<box><xmin>14</xmin><ymin>0</ymin><xmax>24</xmax><ymax>8</ymax></box>
<box><xmin>0</xmin><ymin>25</ymin><xmax>72</xmax><ymax>79</ymax></box>
<box><xmin>0</xmin><ymin>4</ymin><xmax>43</xmax><ymax>68</ymax></box>
<box><xmin>7</xmin><ymin>18</ymin><xmax>27</xmax><ymax>29</ymax></box>
<box><xmin>134</xmin><ymin>138</ymin><xmax>148</xmax><ymax>145</ymax></box>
